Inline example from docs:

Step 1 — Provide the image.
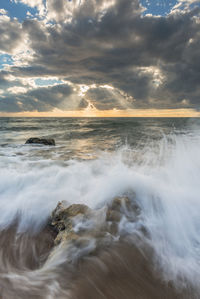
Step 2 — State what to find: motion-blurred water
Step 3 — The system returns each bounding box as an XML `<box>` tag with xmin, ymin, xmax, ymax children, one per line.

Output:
<box><xmin>0</xmin><ymin>117</ymin><xmax>200</xmax><ymax>299</ymax></box>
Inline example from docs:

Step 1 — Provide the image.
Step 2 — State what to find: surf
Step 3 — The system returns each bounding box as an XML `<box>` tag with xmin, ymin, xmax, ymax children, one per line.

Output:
<box><xmin>0</xmin><ymin>122</ymin><xmax>200</xmax><ymax>298</ymax></box>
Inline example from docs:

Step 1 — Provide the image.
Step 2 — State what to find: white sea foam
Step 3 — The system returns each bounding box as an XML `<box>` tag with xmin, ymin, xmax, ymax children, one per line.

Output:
<box><xmin>0</xmin><ymin>133</ymin><xmax>200</xmax><ymax>286</ymax></box>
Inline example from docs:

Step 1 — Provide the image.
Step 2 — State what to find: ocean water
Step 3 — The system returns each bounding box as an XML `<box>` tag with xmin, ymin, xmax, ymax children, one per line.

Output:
<box><xmin>1</xmin><ymin>117</ymin><xmax>200</xmax><ymax>298</ymax></box>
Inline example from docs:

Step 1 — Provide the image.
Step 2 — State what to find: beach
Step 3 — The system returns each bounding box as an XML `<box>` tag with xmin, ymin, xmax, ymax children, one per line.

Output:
<box><xmin>0</xmin><ymin>117</ymin><xmax>200</xmax><ymax>298</ymax></box>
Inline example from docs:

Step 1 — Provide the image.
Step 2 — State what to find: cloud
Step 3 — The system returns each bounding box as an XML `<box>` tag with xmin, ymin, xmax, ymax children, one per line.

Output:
<box><xmin>171</xmin><ymin>0</ymin><xmax>200</xmax><ymax>14</ymax></box>
<box><xmin>0</xmin><ymin>81</ymin><xmax>88</xmax><ymax>112</ymax></box>
<box><xmin>14</xmin><ymin>0</ymin><xmax>43</xmax><ymax>8</ymax></box>
<box><xmin>12</xmin><ymin>0</ymin><xmax>46</xmax><ymax>18</ymax></box>
<box><xmin>0</xmin><ymin>16</ymin><xmax>23</xmax><ymax>54</ymax></box>
<box><xmin>0</xmin><ymin>9</ymin><xmax>8</xmax><ymax>15</ymax></box>
<box><xmin>84</xmin><ymin>85</ymin><xmax>132</xmax><ymax>110</ymax></box>
<box><xmin>7</xmin><ymin>86</ymin><xmax>28</xmax><ymax>94</ymax></box>
<box><xmin>0</xmin><ymin>0</ymin><xmax>200</xmax><ymax>112</ymax></box>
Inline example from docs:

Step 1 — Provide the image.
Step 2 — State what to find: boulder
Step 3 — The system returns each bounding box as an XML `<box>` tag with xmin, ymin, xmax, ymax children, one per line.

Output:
<box><xmin>49</xmin><ymin>197</ymin><xmax>141</xmax><ymax>246</ymax></box>
<box><xmin>106</xmin><ymin>197</ymin><xmax>133</xmax><ymax>222</ymax></box>
<box><xmin>25</xmin><ymin>137</ymin><xmax>55</xmax><ymax>146</ymax></box>
<box><xmin>50</xmin><ymin>201</ymin><xmax>91</xmax><ymax>245</ymax></box>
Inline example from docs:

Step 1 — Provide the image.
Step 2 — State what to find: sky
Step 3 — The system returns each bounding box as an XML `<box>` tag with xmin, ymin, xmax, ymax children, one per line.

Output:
<box><xmin>0</xmin><ymin>0</ymin><xmax>200</xmax><ymax>117</ymax></box>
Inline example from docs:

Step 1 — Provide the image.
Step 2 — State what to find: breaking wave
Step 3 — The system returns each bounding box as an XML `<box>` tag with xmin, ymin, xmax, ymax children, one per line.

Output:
<box><xmin>0</xmin><ymin>131</ymin><xmax>200</xmax><ymax>298</ymax></box>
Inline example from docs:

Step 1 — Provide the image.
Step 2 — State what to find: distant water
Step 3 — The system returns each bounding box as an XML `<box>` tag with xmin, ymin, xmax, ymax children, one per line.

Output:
<box><xmin>1</xmin><ymin>117</ymin><xmax>200</xmax><ymax>160</ymax></box>
<box><xmin>1</xmin><ymin>117</ymin><xmax>200</xmax><ymax>298</ymax></box>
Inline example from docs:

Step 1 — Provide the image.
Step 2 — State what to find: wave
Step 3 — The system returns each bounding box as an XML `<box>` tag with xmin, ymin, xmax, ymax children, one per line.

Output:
<box><xmin>0</xmin><ymin>132</ymin><xmax>200</xmax><ymax>297</ymax></box>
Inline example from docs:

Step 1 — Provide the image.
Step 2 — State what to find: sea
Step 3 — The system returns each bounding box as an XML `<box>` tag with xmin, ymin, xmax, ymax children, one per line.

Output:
<box><xmin>0</xmin><ymin>117</ymin><xmax>200</xmax><ymax>299</ymax></box>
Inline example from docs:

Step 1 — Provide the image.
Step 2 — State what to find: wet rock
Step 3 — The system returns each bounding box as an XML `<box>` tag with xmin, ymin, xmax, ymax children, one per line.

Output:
<box><xmin>49</xmin><ymin>197</ymin><xmax>141</xmax><ymax>246</ymax></box>
<box><xmin>106</xmin><ymin>210</ymin><xmax>121</xmax><ymax>222</ymax></box>
<box><xmin>110</xmin><ymin>197</ymin><xmax>129</xmax><ymax>211</ymax></box>
<box><xmin>25</xmin><ymin>137</ymin><xmax>55</xmax><ymax>146</ymax></box>
<box><xmin>54</xmin><ymin>230</ymin><xmax>79</xmax><ymax>245</ymax></box>
<box><xmin>106</xmin><ymin>196</ymin><xmax>141</xmax><ymax>236</ymax></box>
<box><xmin>50</xmin><ymin>201</ymin><xmax>91</xmax><ymax>245</ymax></box>
<box><xmin>51</xmin><ymin>202</ymin><xmax>90</xmax><ymax>225</ymax></box>
<box><xmin>106</xmin><ymin>196</ymin><xmax>138</xmax><ymax>222</ymax></box>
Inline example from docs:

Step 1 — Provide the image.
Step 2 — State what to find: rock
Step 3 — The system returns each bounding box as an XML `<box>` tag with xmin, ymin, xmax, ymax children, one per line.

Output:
<box><xmin>110</xmin><ymin>197</ymin><xmax>132</xmax><ymax>211</ymax></box>
<box><xmin>50</xmin><ymin>201</ymin><xmax>91</xmax><ymax>245</ymax></box>
<box><xmin>106</xmin><ymin>197</ymin><xmax>132</xmax><ymax>222</ymax></box>
<box><xmin>106</xmin><ymin>196</ymin><xmax>141</xmax><ymax>235</ymax></box>
<box><xmin>25</xmin><ymin>137</ymin><xmax>55</xmax><ymax>146</ymax></box>
<box><xmin>106</xmin><ymin>210</ymin><xmax>121</xmax><ymax>222</ymax></box>
<box><xmin>51</xmin><ymin>202</ymin><xmax>90</xmax><ymax>226</ymax></box>
<box><xmin>49</xmin><ymin>197</ymin><xmax>141</xmax><ymax>246</ymax></box>
<box><xmin>54</xmin><ymin>230</ymin><xmax>79</xmax><ymax>245</ymax></box>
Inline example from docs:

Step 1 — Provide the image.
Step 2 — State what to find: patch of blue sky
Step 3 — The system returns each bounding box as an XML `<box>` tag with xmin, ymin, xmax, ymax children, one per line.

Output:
<box><xmin>0</xmin><ymin>0</ymin><xmax>38</xmax><ymax>22</ymax></box>
<box><xmin>35</xmin><ymin>78</ymin><xmax>63</xmax><ymax>87</ymax></box>
<box><xmin>0</xmin><ymin>54</ymin><xmax>13</xmax><ymax>70</ymax></box>
<box><xmin>140</xmin><ymin>0</ymin><xmax>178</xmax><ymax>16</ymax></box>
<box><xmin>187</xmin><ymin>2</ymin><xmax>200</xmax><ymax>10</ymax></box>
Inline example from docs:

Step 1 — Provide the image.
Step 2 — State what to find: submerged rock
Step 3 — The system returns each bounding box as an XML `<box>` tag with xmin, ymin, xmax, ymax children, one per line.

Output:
<box><xmin>50</xmin><ymin>201</ymin><xmax>91</xmax><ymax>245</ymax></box>
<box><xmin>49</xmin><ymin>196</ymin><xmax>141</xmax><ymax>246</ymax></box>
<box><xmin>25</xmin><ymin>137</ymin><xmax>55</xmax><ymax>146</ymax></box>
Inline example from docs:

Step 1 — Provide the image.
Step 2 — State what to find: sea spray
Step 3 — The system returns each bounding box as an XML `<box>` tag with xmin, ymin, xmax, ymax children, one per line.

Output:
<box><xmin>1</xmin><ymin>118</ymin><xmax>200</xmax><ymax>297</ymax></box>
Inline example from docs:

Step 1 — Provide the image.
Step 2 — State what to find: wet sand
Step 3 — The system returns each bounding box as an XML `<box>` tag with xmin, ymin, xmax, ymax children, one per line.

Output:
<box><xmin>0</xmin><ymin>226</ymin><xmax>198</xmax><ymax>299</ymax></box>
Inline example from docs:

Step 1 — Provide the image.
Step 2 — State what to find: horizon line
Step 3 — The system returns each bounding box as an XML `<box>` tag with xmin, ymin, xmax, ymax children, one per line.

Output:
<box><xmin>0</xmin><ymin>108</ymin><xmax>200</xmax><ymax>118</ymax></box>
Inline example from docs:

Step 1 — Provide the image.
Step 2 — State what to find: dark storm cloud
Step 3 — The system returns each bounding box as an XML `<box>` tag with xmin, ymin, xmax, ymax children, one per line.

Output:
<box><xmin>0</xmin><ymin>96</ymin><xmax>25</xmax><ymax>113</ymax></box>
<box><xmin>0</xmin><ymin>71</ymin><xmax>25</xmax><ymax>89</ymax></box>
<box><xmin>1</xmin><ymin>0</ymin><xmax>200</xmax><ymax>112</ymax></box>
<box><xmin>0</xmin><ymin>16</ymin><xmax>23</xmax><ymax>54</ymax></box>
<box><xmin>0</xmin><ymin>83</ymin><xmax>83</xmax><ymax>112</ymax></box>
<box><xmin>85</xmin><ymin>86</ymin><xmax>134</xmax><ymax>110</ymax></box>
<box><xmin>0</xmin><ymin>72</ymin><xmax>9</xmax><ymax>88</ymax></box>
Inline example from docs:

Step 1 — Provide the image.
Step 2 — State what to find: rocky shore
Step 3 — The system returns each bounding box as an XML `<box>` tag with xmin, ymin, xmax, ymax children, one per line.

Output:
<box><xmin>48</xmin><ymin>196</ymin><xmax>142</xmax><ymax>249</ymax></box>
<box><xmin>0</xmin><ymin>197</ymin><xmax>198</xmax><ymax>299</ymax></box>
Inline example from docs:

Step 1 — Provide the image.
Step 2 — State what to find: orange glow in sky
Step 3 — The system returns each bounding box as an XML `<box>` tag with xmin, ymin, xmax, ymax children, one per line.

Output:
<box><xmin>0</xmin><ymin>108</ymin><xmax>200</xmax><ymax>117</ymax></box>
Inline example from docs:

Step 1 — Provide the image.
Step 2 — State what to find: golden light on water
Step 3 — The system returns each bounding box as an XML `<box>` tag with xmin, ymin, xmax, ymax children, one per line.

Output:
<box><xmin>0</xmin><ymin>108</ymin><xmax>200</xmax><ymax>117</ymax></box>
